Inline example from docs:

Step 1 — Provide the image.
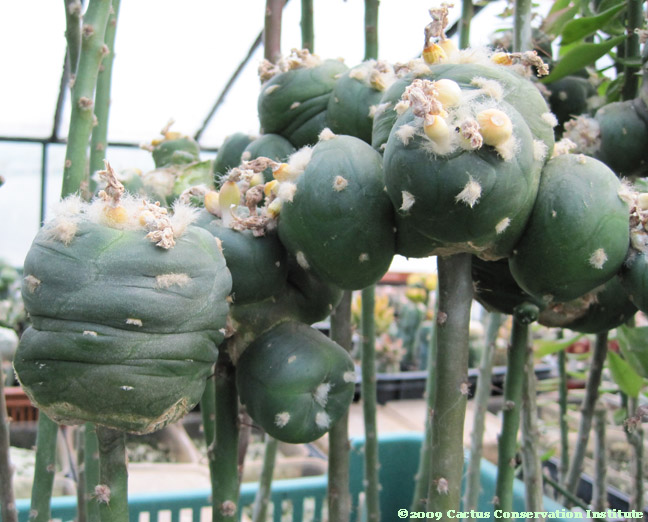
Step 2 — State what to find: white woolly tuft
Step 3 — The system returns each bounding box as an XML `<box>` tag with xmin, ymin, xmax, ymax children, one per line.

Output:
<box><xmin>395</xmin><ymin>124</ymin><xmax>418</xmax><ymax>146</ymax></box>
<box><xmin>369</xmin><ymin>102</ymin><xmax>391</xmax><ymax>119</ymax></box>
<box><xmin>274</xmin><ymin>412</ymin><xmax>291</xmax><ymax>428</ymax></box>
<box><xmin>359</xmin><ymin>253</ymin><xmax>370</xmax><ymax>263</ymax></box>
<box><xmin>471</xmin><ymin>77</ymin><xmax>504</xmax><ymax>100</ymax></box>
<box><xmin>126</xmin><ymin>318</ymin><xmax>143</xmax><ymax>327</ymax></box>
<box><xmin>495</xmin><ymin>136</ymin><xmax>518</xmax><ymax>162</ymax></box>
<box><xmin>290</xmin><ymin>101</ymin><xmax>301</xmax><ymax>110</ymax></box>
<box><xmin>313</xmin><ymin>382</ymin><xmax>331</xmax><ymax>407</ymax></box>
<box><xmin>562</xmin><ymin>116</ymin><xmax>601</xmax><ymax>155</ymax></box>
<box><xmin>495</xmin><ymin>218</ymin><xmax>511</xmax><ymax>234</ymax></box>
<box><xmin>50</xmin><ymin>195</ymin><xmax>84</xmax><ymax>220</ymax></box>
<box><xmin>315</xmin><ymin>411</ymin><xmax>331</xmax><ymax>429</ymax></box>
<box><xmin>296</xmin><ymin>251</ymin><xmax>310</xmax><ymax>270</ymax></box>
<box><xmin>333</xmin><ymin>176</ymin><xmax>348</xmax><ymax>192</ymax></box>
<box><xmin>287</xmin><ymin>146</ymin><xmax>313</xmax><ymax>176</ymax></box>
<box><xmin>156</xmin><ymin>273</ymin><xmax>191</xmax><ymax>289</ymax></box>
<box><xmin>169</xmin><ymin>202</ymin><xmax>199</xmax><ymax>237</ymax></box>
<box><xmin>141</xmin><ymin>169</ymin><xmax>175</xmax><ymax>199</ymax></box>
<box><xmin>43</xmin><ymin>219</ymin><xmax>79</xmax><ymax>245</ymax></box>
<box><xmin>24</xmin><ymin>275</ymin><xmax>41</xmax><ymax>293</ymax></box>
<box><xmin>319</xmin><ymin>128</ymin><xmax>337</xmax><ymax>141</ymax></box>
<box><xmin>455</xmin><ymin>177</ymin><xmax>482</xmax><ymax>208</ymax></box>
<box><xmin>401</xmin><ymin>191</ymin><xmax>416</xmax><ymax>212</ymax></box>
<box><xmin>455</xmin><ymin>47</ymin><xmax>494</xmax><ymax>66</ymax></box>
<box><xmin>343</xmin><ymin>371</ymin><xmax>357</xmax><ymax>383</ymax></box>
<box><xmin>552</xmin><ymin>138</ymin><xmax>577</xmax><ymax>157</ymax></box>
<box><xmin>85</xmin><ymin>193</ymin><xmax>143</xmax><ymax>231</ymax></box>
<box><xmin>264</xmin><ymin>84</ymin><xmax>281</xmax><ymax>95</ymax></box>
<box><xmin>83</xmin><ymin>330</ymin><xmax>98</xmax><ymax>337</ymax></box>
<box><xmin>541</xmin><ymin>112</ymin><xmax>559</xmax><ymax>128</ymax></box>
<box><xmin>349</xmin><ymin>67</ymin><xmax>367</xmax><ymax>82</ymax></box>
<box><xmin>278</xmin><ymin>182</ymin><xmax>297</xmax><ymax>203</ymax></box>
<box><xmin>533</xmin><ymin>140</ymin><xmax>548</xmax><ymax>162</ymax></box>
<box><xmin>589</xmin><ymin>248</ymin><xmax>608</xmax><ymax>269</ymax></box>
<box><xmin>395</xmin><ymin>100</ymin><xmax>410</xmax><ymax>116</ymax></box>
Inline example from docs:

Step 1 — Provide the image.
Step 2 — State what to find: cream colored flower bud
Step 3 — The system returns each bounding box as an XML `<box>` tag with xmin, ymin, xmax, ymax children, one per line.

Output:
<box><xmin>439</xmin><ymin>39</ymin><xmax>458</xmax><ymax>57</ymax></box>
<box><xmin>637</xmin><ymin>192</ymin><xmax>648</xmax><ymax>211</ymax></box>
<box><xmin>103</xmin><ymin>205</ymin><xmax>128</xmax><ymax>225</ymax></box>
<box><xmin>424</xmin><ymin>115</ymin><xmax>451</xmax><ymax>142</ymax></box>
<box><xmin>476</xmin><ymin>109</ymin><xmax>513</xmax><ymax>146</ymax></box>
<box><xmin>491</xmin><ymin>52</ymin><xmax>513</xmax><ymax>66</ymax></box>
<box><xmin>219</xmin><ymin>181</ymin><xmax>241</xmax><ymax>210</ymax></box>
<box><xmin>433</xmin><ymin>79</ymin><xmax>462</xmax><ymax>107</ymax></box>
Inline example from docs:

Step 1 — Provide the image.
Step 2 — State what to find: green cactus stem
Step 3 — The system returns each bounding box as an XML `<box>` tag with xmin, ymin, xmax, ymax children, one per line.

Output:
<box><xmin>364</xmin><ymin>0</ymin><xmax>379</xmax><ymax>61</ymax></box>
<box><xmin>563</xmin><ymin>331</ymin><xmax>608</xmax><ymax>498</ymax></box>
<box><xmin>459</xmin><ymin>0</ymin><xmax>473</xmax><ymax>49</ymax></box>
<box><xmin>29</xmin><ymin>414</ymin><xmax>59</xmax><ymax>522</ymax></box>
<box><xmin>251</xmin><ymin>435</ymin><xmax>279</xmax><ymax>522</ymax></box>
<box><xmin>624</xmin><ymin>395</ymin><xmax>645</xmax><ymax>511</ymax></box>
<box><xmin>622</xmin><ymin>0</ymin><xmax>644</xmax><ymax>100</ymax></box>
<box><xmin>76</xmin><ymin>427</ymin><xmax>87</xmax><ymax>522</ymax></box>
<box><xmin>513</xmin><ymin>0</ymin><xmax>532</xmax><ymax>53</ymax></box>
<box><xmin>463</xmin><ymin>312</ymin><xmax>503</xmax><ymax>511</ymax></box>
<box><xmin>89</xmin><ymin>0</ymin><xmax>121</xmax><ymax>194</ymax></box>
<box><xmin>264</xmin><ymin>0</ymin><xmax>284</xmax><ymax>64</ymax></box>
<box><xmin>64</xmin><ymin>0</ymin><xmax>82</xmax><ymax>74</ymax></box>
<box><xmin>521</xmin><ymin>353</ymin><xmax>544</xmax><ymax>512</ymax></box>
<box><xmin>84</xmin><ymin>423</ymin><xmax>101</xmax><ymax>522</ymax></box>
<box><xmin>494</xmin><ymin>302</ymin><xmax>539</xmax><ymax>512</ymax></box>
<box><xmin>426</xmin><ymin>254</ymin><xmax>473</xmax><ymax>513</ymax></box>
<box><xmin>327</xmin><ymin>291</ymin><xmax>353</xmax><ymax>522</ymax></box>
<box><xmin>0</xmin><ymin>372</ymin><xmax>18</xmax><ymax>522</ymax></box>
<box><xmin>301</xmin><ymin>0</ymin><xmax>314</xmax><ymax>52</ymax></box>
<box><xmin>410</xmin><ymin>293</ymin><xmax>438</xmax><ymax>512</ymax></box>
<box><xmin>361</xmin><ymin>285</ymin><xmax>380</xmax><ymax>522</ymax></box>
<box><xmin>61</xmin><ymin>0</ymin><xmax>112</xmax><ymax>198</ymax></box>
<box><xmin>592</xmin><ymin>403</ymin><xmax>608</xmax><ymax>512</ymax></box>
<box><xmin>211</xmin><ymin>349</ymin><xmax>240</xmax><ymax>522</ymax></box>
<box><xmin>557</xmin><ymin>349</ymin><xmax>569</xmax><ymax>484</ymax></box>
<box><xmin>200</xmin><ymin>373</ymin><xmax>217</xmax><ymax>501</ymax></box>
<box><xmin>95</xmin><ymin>426</ymin><xmax>128</xmax><ymax>522</ymax></box>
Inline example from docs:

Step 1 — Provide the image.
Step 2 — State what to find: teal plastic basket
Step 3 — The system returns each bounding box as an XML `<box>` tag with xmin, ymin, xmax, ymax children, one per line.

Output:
<box><xmin>6</xmin><ymin>432</ymin><xmax>570</xmax><ymax>521</ymax></box>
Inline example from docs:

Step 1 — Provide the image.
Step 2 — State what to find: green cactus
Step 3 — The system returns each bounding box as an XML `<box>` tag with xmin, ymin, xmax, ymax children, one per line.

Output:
<box><xmin>152</xmin><ymin>135</ymin><xmax>200</xmax><ymax>168</ymax></box>
<box><xmin>13</xmin><ymin>183</ymin><xmax>231</xmax><ymax>435</ymax></box>
<box><xmin>236</xmin><ymin>321</ymin><xmax>355</xmax><ymax>443</ymax></box>
<box><xmin>193</xmin><ymin>209</ymin><xmax>287</xmax><ymax>306</ymax></box>
<box><xmin>384</xmin><ymin>75</ymin><xmax>545</xmax><ymax>259</ymax></box>
<box><xmin>213</xmin><ymin>132</ymin><xmax>256</xmax><ymax>179</ymax></box>
<box><xmin>546</xmin><ymin>76</ymin><xmax>596</xmax><ymax>130</ymax></box>
<box><xmin>326</xmin><ymin>60</ymin><xmax>396</xmax><ymax>143</ymax></box>
<box><xmin>594</xmin><ymin>99</ymin><xmax>648</xmax><ymax>177</ymax></box>
<box><xmin>277</xmin><ymin>133</ymin><xmax>395</xmax><ymax>290</ymax></box>
<box><xmin>257</xmin><ymin>49</ymin><xmax>348</xmax><ymax>147</ymax></box>
<box><xmin>509</xmin><ymin>153</ymin><xmax>630</xmax><ymax>303</ymax></box>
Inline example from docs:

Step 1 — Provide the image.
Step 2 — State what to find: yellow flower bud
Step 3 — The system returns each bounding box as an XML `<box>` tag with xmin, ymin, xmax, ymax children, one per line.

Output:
<box><xmin>273</xmin><ymin>163</ymin><xmax>293</xmax><ymax>182</ymax></box>
<box><xmin>491</xmin><ymin>52</ymin><xmax>513</xmax><ymax>66</ymax></box>
<box><xmin>267</xmin><ymin>198</ymin><xmax>282</xmax><ymax>217</ymax></box>
<box><xmin>422</xmin><ymin>43</ymin><xmax>447</xmax><ymax>65</ymax></box>
<box><xmin>476</xmin><ymin>109</ymin><xmax>513</xmax><ymax>146</ymax></box>
<box><xmin>264</xmin><ymin>180</ymin><xmax>279</xmax><ymax>196</ymax></box>
<box><xmin>219</xmin><ymin>181</ymin><xmax>241</xmax><ymax>211</ymax></box>
<box><xmin>439</xmin><ymin>39</ymin><xmax>458</xmax><ymax>57</ymax></box>
<box><xmin>424</xmin><ymin>115</ymin><xmax>451</xmax><ymax>142</ymax></box>
<box><xmin>204</xmin><ymin>190</ymin><xmax>221</xmax><ymax>215</ymax></box>
<box><xmin>104</xmin><ymin>205</ymin><xmax>128</xmax><ymax>225</ymax></box>
<box><xmin>249</xmin><ymin>172</ymin><xmax>265</xmax><ymax>187</ymax></box>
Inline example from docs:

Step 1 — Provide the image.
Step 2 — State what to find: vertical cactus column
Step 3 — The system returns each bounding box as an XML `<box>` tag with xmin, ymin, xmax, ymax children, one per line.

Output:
<box><xmin>563</xmin><ymin>332</ymin><xmax>608</xmax><ymax>498</ymax></box>
<box><xmin>264</xmin><ymin>0</ymin><xmax>285</xmax><ymax>65</ymax></box>
<box><xmin>84</xmin><ymin>423</ymin><xmax>101</xmax><ymax>522</ymax></box>
<box><xmin>494</xmin><ymin>303</ymin><xmax>538</xmax><ymax>512</ymax></box>
<box><xmin>89</xmin><ymin>0</ymin><xmax>121</xmax><ymax>193</ymax></box>
<box><xmin>61</xmin><ymin>0</ymin><xmax>112</xmax><ymax>197</ymax></box>
<box><xmin>29</xmin><ymin>413</ymin><xmax>59</xmax><ymax>522</ymax></box>
<box><xmin>622</xmin><ymin>0</ymin><xmax>643</xmax><ymax>100</ymax></box>
<box><xmin>301</xmin><ymin>0</ymin><xmax>314</xmax><ymax>52</ymax></box>
<box><xmin>557</xmin><ymin>349</ymin><xmax>569</xmax><ymax>485</ymax></box>
<box><xmin>95</xmin><ymin>427</ymin><xmax>128</xmax><ymax>522</ymax></box>
<box><xmin>251</xmin><ymin>436</ymin><xmax>279</xmax><ymax>522</ymax></box>
<box><xmin>521</xmin><ymin>349</ymin><xmax>543</xmax><ymax>512</ymax></box>
<box><xmin>0</xmin><ymin>372</ymin><xmax>18</xmax><ymax>522</ymax></box>
<box><xmin>463</xmin><ymin>312</ymin><xmax>503</xmax><ymax>511</ymax></box>
<box><xmin>426</xmin><ymin>254</ymin><xmax>473</xmax><ymax>513</ymax></box>
<box><xmin>327</xmin><ymin>292</ymin><xmax>353</xmax><ymax>522</ymax></box>
<box><xmin>361</xmin><ymin>285</ymin><xmax>380</xmax><ymax>522</ymax></box>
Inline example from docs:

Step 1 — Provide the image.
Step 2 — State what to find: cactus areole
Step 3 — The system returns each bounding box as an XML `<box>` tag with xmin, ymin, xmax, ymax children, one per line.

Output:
<box><xmin>236</xmin><ymin>321</ymin><xmax>355</xmax><ymax>443</ymax></box>
<box><xmin>14</xmin><ymin>185</ymin><xmax>231</xmax><ymax>434</ymax></box>
<box><xmin>277</xmin><ymin>134</ymin><xmax>396</xmax><ymax>290</ymax></box>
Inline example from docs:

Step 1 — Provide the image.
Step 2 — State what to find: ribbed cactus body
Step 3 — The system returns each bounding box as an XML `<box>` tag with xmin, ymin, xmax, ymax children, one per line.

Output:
<box><xmin>620</xmin><ymin>250</ymin><xmax>648</xmax><ymax>313</ymax></box>
<box><xmin>236</xmin><ymin>321</ymin><xmax>355</xmax><ymax>443</ymax></box>
<box><xmin>509</xmin><ymin>154</ymin><xmax>630</xmax><ymax>302</ymax></box>
<box><xmin>258</xmin><ymin>59</ymin><xmax>348</xmax><ymax>147</ymax></box>
<box><xmin>15</xmin><ymin>219</ymin><xmax>231</xmax><ymax>434</ymax></box>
